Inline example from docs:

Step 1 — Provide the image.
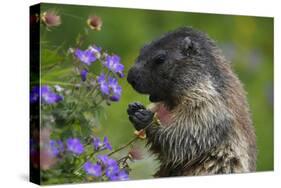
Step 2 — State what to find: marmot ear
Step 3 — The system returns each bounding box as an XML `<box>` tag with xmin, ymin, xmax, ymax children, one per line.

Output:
<box><xmin>181</xmin><ymin>36</ymin><xmax>200</xmax><ymax>56</ymax></box>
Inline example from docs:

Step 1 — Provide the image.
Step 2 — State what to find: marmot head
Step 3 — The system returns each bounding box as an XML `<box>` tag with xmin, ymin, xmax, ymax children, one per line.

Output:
<box><xmin>127</xmin><ymin>27</ymin><xmax>227</xmax><ymax>108</ymax></box>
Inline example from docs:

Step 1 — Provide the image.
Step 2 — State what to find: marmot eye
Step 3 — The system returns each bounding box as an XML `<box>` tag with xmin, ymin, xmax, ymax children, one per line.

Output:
<box><xmin>154</xmin><ymin>54</ymin><xmax>166</xmax><ymax>64</ymax></box>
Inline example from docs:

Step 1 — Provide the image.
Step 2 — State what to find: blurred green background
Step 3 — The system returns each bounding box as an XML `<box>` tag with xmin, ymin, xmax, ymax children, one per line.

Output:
<box><xmin>41</xmin><ymin>3</ymin><xmax>273</xmax><ymax>179</ymax></box>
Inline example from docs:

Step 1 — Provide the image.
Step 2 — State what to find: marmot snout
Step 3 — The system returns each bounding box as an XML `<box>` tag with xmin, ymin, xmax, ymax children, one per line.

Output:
<box><xmin>127</xmin><ymin>27</ymin><xmax>256</xmax><ymax>177</ymax></box>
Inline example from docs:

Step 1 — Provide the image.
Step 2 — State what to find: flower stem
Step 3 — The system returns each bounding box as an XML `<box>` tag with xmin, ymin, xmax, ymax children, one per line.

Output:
<box><xmin>108</xmin><ymin>137</ymin><xmax>139</xmax><ymax>157</ymax></box>
<box><xmin>108</xmin><ymin>122</ymin><xmax>154</xmax><ymax>157</ymax></box>
<box><xmin>117</xmin><ymin>155</ymin><xmax>130</xmax><ymax>164</ymax></box>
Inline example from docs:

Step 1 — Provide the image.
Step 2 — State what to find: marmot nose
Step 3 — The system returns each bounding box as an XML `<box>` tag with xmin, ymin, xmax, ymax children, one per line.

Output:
<box><xmin>127</xmin><ymin>68</ymin><xmax>139</xmax><ymax>88</ymax></box>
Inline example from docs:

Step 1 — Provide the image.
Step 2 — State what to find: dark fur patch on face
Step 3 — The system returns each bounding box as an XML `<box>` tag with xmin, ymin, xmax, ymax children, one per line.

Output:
<box><xmin>127</xmin><ymin>27</ymin><xmax>228</xmax><ymax>108</ymax></box>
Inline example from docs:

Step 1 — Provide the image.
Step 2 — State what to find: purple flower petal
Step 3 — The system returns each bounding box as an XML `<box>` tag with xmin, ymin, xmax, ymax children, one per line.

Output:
<box><xmin>117</xmin><ymin>170</ymin><xmax>129</xmax><ymax>181</ymax></box>
<box><xmin>97</xmin><ymin>154</ymin><xmax>110</xmax><ymax>164</ymax></box>
<box><xmin>105</xmin><ymin>163</ymin><xmax>119</xmax><ymax>178</ymax></box>
<box><xmin>75</xmin><ymin>49</ymin><xmax>97</xmax><ymax>65</ymax></box>
<box><xmin>108</xmin><ymin>77</ymin><xmax>122</xmax><ymax>101</ymax></box>
<box><xmin>66</xmin><ymin>138</ymin><xmax>84</xmax><ymax>155</ymax></box>
<box><xmin>89</xmin><ymin>45</ymin><xmax>102</xmax><ymax>59</ymax></box>
<box><xmin>104</xmin><ymin>55</ymin><xmax>124</xmax><ymax>77</ymax></box>
<box><xmin>42</xmin><ymin>92</ymin><xmax>63</xmax><ymax>104</ymax></box>
<box><xmin>30</xmin><ymin>86</ymin><xmax>40</xmax><ymax>103</ymax></box>
<box><xmin>83</xmin><ymin>161</ymin><xmax>102</xmax><ymax>177</ymax></box>
<box><xmin>97</xmin><ymin>73</ymin><xmax>110</xmax><ymax>95</ymax></box>
<box><xmin>49</xmin><ymin>140</ymin><xmax>64</xmax><ymax>157</ymax></box>
<box><xmin>97</xmin><ymin>154</ymin><xmax>118</xmax><ymax>166</ymax></box>
<box><xmin>109</xmin><ymin>170</ymin><xmax>129</xmax><ymax>181</ymax></box>
<box><xmin>80</xmin><ymin>69</ymin><xmax>88</xmax><ymax>81</ymax></box>
<box><xmin>96</xmin><ymin>74</ymin><xmax>122</xmax><ymax>101</ymax></box>
<box><xmin>92</xmin><ymin>137</ymin><xmax>102</xmax><ymax>151</ymax></box>
<box><xmin>103</xmin><ymin>136</ymin><xmax>112</xmax><ymax>151</ymax></box>
<box><xmin>40</xmin><ymin>85</ymin><xmax>63</xmax><ymax>104</ymax></box>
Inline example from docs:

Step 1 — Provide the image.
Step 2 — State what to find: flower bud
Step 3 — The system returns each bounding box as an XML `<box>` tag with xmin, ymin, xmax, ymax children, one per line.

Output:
<box><xmin>134</xmin><ymin>130</ymin><xmax>146</xmax><ymax>139</ymax></box>
<box><xmin>87</xmin><ymin>15</ymin><xmax>102</xmax><ymax>31</ymax></box>
<box><xmin>41</xmin><ymin>10</ymin><xmax>61</xmax><ymax>28</ymax></box>
<box><xmin>80</xmin><ymin>69</ymin><xmax>88</xmax><ymax>82</ymax></box>
<box><xmin>128</xmin><ymin>146</ymin><xmax>143</xmax><ymax>160</ymax></box>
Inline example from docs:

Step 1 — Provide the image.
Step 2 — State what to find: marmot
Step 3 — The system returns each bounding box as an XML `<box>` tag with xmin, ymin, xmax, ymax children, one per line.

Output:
<box><xmin>126</xmin><ymin>27</ymin><xmax>256</xmax><ymax>177</ymax></box>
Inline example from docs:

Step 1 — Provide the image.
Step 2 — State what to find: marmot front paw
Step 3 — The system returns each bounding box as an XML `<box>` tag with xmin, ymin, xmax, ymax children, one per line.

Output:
<box><xmin>127</xmin><ymin>102</ymin><xmax>154</xmax><ymax>131</ymax></box>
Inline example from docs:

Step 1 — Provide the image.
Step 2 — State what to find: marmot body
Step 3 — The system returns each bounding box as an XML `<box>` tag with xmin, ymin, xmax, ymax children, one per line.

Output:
<box><xmin>127</xmin><ymin>27</ymin><xmax>256</xmax><ymax>177</ymax></box>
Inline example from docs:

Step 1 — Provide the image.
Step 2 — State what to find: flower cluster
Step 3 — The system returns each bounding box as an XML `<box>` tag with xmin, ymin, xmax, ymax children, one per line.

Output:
<box><xmin>73</xmin><ymin>44</ymin><xmax>124</xmax><ymax>102</ymax></box>
<box><xmin>97</xmin><ymin>74</ymin><xmax>122</xmax><ymax>101</ymax></box>
<box><xmin>74</xmin><ymin>45</ymin><xmax>123</xmax><ymax>76</ymax></box>
<box><xmin>84</xmin><ymin>155</ymin><xmax>129</xmax><ymax>181</ymax></box>
<box><xmin>104</xmin><ymin>55</ymin><xmax>124</xmax><ymax>78</ymax></box>
<box><xmin>30</xmin><ymin>85</ymin><xmax>63</xmax><ymax>104</ymax></box>
<box><xmin>49</xmin><ymin>138</ymin><xmax>85</xmax><ymax>156</ymax></box>
<box><xmin>49</xmin><ymin>136</ymin><xmax>113</xmax><ymax>157</ymax></box>
<box><xmin>93</xmin><ymin>136</ymin><xmax>112</xmax><ymax>151</ymax></box>
<box><xmin>47</xmin><ymin>136</ymin><xmax>129</xmax><ymax>181</ymax></box>
<box><xmin>35</xmin><ymin>12</ymin><xmax>137</xmax><ymax>184</ymax></box>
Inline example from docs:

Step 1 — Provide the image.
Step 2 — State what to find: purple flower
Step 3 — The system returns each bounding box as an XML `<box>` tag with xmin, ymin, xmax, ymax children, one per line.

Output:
<box><xmin>92</xmin><ymin>137</ymin><xmax>103</xmax><ymax>151</ymax></box>
<box><xmin>83</xmin><ymin>161</ymin><xmax>102</xmax><ymax>177</ymax></box>
<box><xmin>117</xmin><ymin>170</ymin><xmax>129</xmax><ymax>181</ymax></box>
<box><xmin>93</xmin><ymin>136</ymin><xmax>112</xmax><ymax>151</ymax></box>
<box><xmin>41</xmin><ymin>85</ymin><xmax>63</xmax><ymax>104</ymax></box>
<box><xmin>75</xmin><ymin>49</ymin><xmax>97</xmax><ymax>65</ymax></box>
<box><xmin>66</xmin><ymin>138</ymin><xmax>84</xmax><ymax>155</ymax></box>
<box><xmin>97</xmin><ymin>74</ymin><xmax>122</xmax><ymax>101</ymax></box>
<box><xmin>49</xmin><ymin>140</ymin><xmax>64</xmax><ymax>156</ymax></box>
<box><xmin>96</xmin><ymin>154</ymin><xmax>124</xmax><ymax>180</ymax></box>
<box><xmin>105</xmin><ymin>167</ymin><xmax>129</xmax><ymax>181</ymax></box>
<box><xmin>109</xmin><ymin>170</ymin><xmax>129</xmax><ymax>181</ymax></box>
<box><xmin>30</xmin><ymin>85</ymin><xmax>63</xmax><ymax>104</ymax></box>
<box><xmin>104</xmin><ymin>55</ymin><xmax>124</xmax><ymax>78</ymax></box>
<box><xmin>97</xmin><ymin>154</ymin><xmax>110</xmax><ymax>164</ymax></box>
<box><xmin>89</xmin><ymin>45</ymin><xmax>102</xmax><ymax>59</ymax></box>
<box><xmin>105</xmin><ymin>162</ymin><xmax>119</xmax><ymax>178</ymax></box>
<box><xmin>30</xmin><ymin>86</ymin><xmax>39</xmax><ymax>104</ymax></box>
<box><xmin>80</xmin><ymin>69</ymin><xmax>88</xmax><ymax>81</ymax></box>
<box><xmin>97</xmin><ymin>73</ymin><xmax>109</xmax><ymax>95</ymax></box>
<box><xmin>97</xmin><ymin>155</ymin><xmax>117</xmax><ymax>166</ymax></box>
<box><xmin>108</xmin><ymin>77</ymin><xmax>122</xmax><ymax>101</ymax></box>
<box><xmin>103</xmin><ymin>136</ymin><xmax>112</xmax><ymax>150</ymax></box>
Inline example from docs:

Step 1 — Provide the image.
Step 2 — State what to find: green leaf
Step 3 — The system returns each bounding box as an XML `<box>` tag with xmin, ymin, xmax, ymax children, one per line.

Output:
<box><xmin>41</xmin><ymin>48</ymin><xmax>64</xmax><ymax>70</ymax></box>
<box><xmin>41</xmin><ymin>67</ymin><xmax>73</xmax><ymax>81</ymax></box>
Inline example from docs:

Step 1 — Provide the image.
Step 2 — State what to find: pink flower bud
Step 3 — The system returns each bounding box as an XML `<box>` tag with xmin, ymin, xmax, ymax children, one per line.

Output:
<box><xmin>128</xmin><ymin>146</ymin><xmax>143</xmax><ymax>160</ymax></box>
<box><xmin>41</xmin><ymin>10</ymin><xmax>61</xmax><ymax>28</ymax></box>
<box><xmin>87</xmin><ymin>15</ymin><xmax>102</xmax><ymax>31</ymax></box>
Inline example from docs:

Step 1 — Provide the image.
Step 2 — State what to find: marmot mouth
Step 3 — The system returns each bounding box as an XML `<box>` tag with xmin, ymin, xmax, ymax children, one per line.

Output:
<box><xmin>147</xmin><ymin>102</ymin><xmax>173</xmax><ymax>127</ymax></box>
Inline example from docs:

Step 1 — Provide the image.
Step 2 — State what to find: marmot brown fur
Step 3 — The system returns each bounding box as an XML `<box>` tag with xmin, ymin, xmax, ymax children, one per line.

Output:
<box><xmin>127</xmin><ymin>27</ymin><xmax>256</xmax><ymax>177</ymax></box>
